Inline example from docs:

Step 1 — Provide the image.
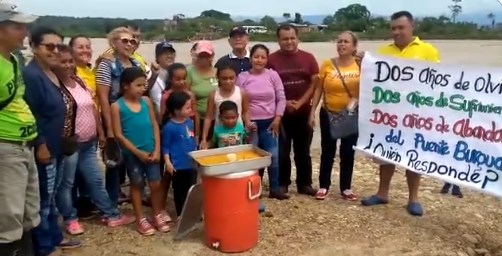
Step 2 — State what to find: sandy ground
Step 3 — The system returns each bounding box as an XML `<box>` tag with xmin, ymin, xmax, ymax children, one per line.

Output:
<box><xmin>64</xmin><ymin>40</ymin><xmax>502</xmax><ymax>256</ymax></box>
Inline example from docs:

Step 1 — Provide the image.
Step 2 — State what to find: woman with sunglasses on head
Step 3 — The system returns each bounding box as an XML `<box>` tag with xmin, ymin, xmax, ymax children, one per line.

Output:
<box><xmin>23</xmin><ymin>27</ymin><xmax>81</xmax><ymax>256</ymax></box>
<box><xmin>96</xmin><ymin>26</ymin><xmax>142</xmax><ymax>210</ymax></box>
<box><xmin>96</xmin><ymin>24</ymin><xmax>149</xmax><ymax>73</ymax></box>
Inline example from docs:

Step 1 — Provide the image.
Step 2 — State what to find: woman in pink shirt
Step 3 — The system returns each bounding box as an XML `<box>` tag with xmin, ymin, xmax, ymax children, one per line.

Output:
<box><xmin>236</xmin><ymin>44</ymin><xmax>289</xmax><ymax>200</ymax></box>
<box><xmin>55</xmin><ymin>45</ymin><xmax>134</xmax><ymax>235</ymax></box>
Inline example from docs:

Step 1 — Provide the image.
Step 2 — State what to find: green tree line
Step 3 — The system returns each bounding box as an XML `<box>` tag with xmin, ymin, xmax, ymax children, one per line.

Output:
<box><xmin>29</xmin><ymin>3</ymin><xmax>502</xmax><ymax>42</ymax></box>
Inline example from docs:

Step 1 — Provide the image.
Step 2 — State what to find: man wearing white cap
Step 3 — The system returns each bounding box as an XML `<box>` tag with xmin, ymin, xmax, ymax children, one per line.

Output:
<box><xmin>215</xmin><ymin>26</ymin><xmax>251</xmax><ymax>74</ymax></box>
<box><xmin>0</xmin><ymin>3</ymin><xmax>41</xmax><ymax>255</ymax></box>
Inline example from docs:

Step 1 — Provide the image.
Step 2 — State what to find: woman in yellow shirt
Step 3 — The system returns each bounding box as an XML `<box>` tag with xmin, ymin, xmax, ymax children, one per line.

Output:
<box><xmin>69</xmin><ymin>36</ymin><xmax>96</xmax><ymax>101</ymax></box>
<box><xmin>309</xmin><ymin>31</ymin><xmax>360</xmax><ymax>201</ymax></box>
<box><xmin>67</xmin><ymin>35</ymin><xmax>101</xmax><ymax>219</ymax></box>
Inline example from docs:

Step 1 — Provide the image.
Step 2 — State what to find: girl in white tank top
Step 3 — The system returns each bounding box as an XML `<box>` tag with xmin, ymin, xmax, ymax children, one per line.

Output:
<box><xmin>214</xmin><ymin>86</ymin><xmax>242</xmax><ymax>125</ymax></box>
<box><xmin>200</xmin><ymin>65</ymin><xmax>250</xmax><ymax>148</ymax></box>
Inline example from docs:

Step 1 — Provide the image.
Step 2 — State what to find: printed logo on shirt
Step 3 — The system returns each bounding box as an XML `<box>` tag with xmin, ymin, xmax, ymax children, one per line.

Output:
<box><xmin>331</xmin><ymin>71</ymin><xmax>360</xmax><ymax>79</ymax></box>
<box><xmin>209</xmin><ymin>77</ymin><xmax>218</xmax><ymax>87</ymax></box>
<box><xmin>276</xmin><ymin>67</ymin><xmax>310</xmax><ymax>87</ymax></box>
<box><xmin>186</xmin><ymin>125</ymin><xmax>194</xmax><ymax>138</ymax></box>
<box><xmin>218</xmin><ymin>132</ymin><xmax>242</xmax><ymax>147</ymax></box>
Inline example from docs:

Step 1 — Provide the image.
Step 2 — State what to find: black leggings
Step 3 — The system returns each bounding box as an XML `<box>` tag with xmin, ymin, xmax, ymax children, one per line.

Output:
<box><xmin>318</xmin><ymin>108</ymin><xmax>358</xmax><ymax>192</ymax></box>
<box><xmin>172</xmin><ymin>169</ymin><xmax>197</xmax><ymax>216</ymax></box>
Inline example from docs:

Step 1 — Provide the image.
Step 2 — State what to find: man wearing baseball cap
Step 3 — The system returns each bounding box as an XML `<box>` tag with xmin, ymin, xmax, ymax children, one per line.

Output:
<box><xmin>0</xmin><ymin>3</ymin><xmax>41</xmax><ymax>255</ymax></box>
<box><xmin>215</xmin><ymin>26</ymin><xmax>251</xmax><ymax>74</ymax></box>
<box><xmin>150</xmin><ymin>41</ymin><xmax>176</xmax><ymax>116</ymax></box>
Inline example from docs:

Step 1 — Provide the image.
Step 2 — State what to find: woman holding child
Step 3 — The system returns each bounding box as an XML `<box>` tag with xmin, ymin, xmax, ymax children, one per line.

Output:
<box><xmin>309</xmin><ymin>31</ymin><xmax>360</xmax><ymax>201</ymax></box>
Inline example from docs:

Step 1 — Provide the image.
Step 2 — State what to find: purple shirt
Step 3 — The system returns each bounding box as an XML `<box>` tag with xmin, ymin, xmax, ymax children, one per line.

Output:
<box><xmin>236</xmin><ymin>69</ymin><xmax>286</xmax><ymax>120</ymax></box>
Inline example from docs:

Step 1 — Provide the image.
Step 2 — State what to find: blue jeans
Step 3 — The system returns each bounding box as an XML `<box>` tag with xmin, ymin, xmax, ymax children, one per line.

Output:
<box><xmin>250</xmin><ymin>118</ymin><xmax>280</xmax><ymax>191</ymax></box>
<box><xmin>56</xmin><ymin>140</ymin><xmax>121</xmax><ymax>223</ymax></box>
<box><xmin>32</xmin><ymin>157</ymin><xmax>64</xmax><ymax>256</ymax></box>
<box><xmin>123</xmin><ymin>154</ymin><xmax>162</xmax><ymax>187</ymax></box>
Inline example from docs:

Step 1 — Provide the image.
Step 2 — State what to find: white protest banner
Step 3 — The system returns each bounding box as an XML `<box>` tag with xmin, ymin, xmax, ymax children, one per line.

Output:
<box><xmin>355</xmin><ymin>53</ymin><xmax>502</xmax><ymax>197</ymax></box>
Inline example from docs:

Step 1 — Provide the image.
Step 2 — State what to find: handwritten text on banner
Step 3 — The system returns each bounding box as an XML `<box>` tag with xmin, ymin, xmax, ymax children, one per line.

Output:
<box><xmin>354</xmin><ymin>53</ymin><xmax>502</xmax><ymax>197</ymax></box>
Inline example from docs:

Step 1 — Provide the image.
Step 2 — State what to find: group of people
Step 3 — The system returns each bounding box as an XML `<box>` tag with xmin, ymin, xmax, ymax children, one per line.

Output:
<box><xmin>0</xmin><ymin>2</ymin><xmax>463</xmax><ymax>255</ymax></box>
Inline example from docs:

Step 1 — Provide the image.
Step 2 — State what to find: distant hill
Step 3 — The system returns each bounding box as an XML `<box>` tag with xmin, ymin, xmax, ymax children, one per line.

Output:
<box><xmin>232</xmin><ymin>15</ymin><xmax>326</xmax><ymax>24</ymax></box>
<box><xmin>233</xmin><ymin>11</ymin><xmax>502</xmax><ymax>26</ymax></box>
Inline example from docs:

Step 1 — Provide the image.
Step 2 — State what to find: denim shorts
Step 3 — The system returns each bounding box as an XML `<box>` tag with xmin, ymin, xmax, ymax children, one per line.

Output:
<box><xmin>123</xmin><ymin>154</ymin><xmax>161</xmax><ymax>186</ymax></box>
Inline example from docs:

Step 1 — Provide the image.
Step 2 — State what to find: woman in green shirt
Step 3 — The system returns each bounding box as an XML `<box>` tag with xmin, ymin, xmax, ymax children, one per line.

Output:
<box><xmin>187</xmin><ymin>40</ymin><xmax>218</xmax><ymax>142</ymax></box>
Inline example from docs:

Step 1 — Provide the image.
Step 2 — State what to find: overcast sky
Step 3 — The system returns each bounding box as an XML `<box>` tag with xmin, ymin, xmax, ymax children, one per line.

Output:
<box><xmin>17</xmin><ymin>0</ymin><xmax>502</xmax><ymax>19</ymax></box>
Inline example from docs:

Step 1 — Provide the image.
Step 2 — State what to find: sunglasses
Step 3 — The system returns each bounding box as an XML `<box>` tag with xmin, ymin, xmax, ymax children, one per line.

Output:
<box><xmin>40</xmin><ymin>43</ymin><xmax>65</xmax><ymax>52</ymax></box>
<box><xmin>120</xmin><ymin>37</ymin><xmax>138</xmax><ymax>46</ymax></box>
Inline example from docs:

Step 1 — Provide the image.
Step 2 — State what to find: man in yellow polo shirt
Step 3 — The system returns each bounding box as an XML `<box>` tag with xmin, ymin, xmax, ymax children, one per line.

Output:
<box><xmin>358</xmin><ymin>11</ymin><xmax>440</xmax><ymax>217</ymax></box>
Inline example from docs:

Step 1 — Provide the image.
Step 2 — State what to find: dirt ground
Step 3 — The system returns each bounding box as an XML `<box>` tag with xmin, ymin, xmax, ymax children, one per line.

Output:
<box><xmin>63</xmin><ymin>149</ymin><xmax>502</xmax><ymax>256</ymax></box>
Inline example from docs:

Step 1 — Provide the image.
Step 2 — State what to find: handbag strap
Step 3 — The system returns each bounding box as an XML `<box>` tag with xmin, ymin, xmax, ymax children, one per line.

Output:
<box><xmin>331</xmin><ymin>58</ymin><xmax>353</xmax><ymax>99</ymax></box>
<box><xmin>320</xmin><ymin>72</ymin><xmax>329</xmax><ymax>110</ymax></box>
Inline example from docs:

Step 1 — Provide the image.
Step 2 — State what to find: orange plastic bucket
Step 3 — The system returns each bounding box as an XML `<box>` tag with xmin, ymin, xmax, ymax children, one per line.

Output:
<box><xmin>201</xmin><ymin>170</ymin><xmax>261</xmax><ymax>253</ymax></box>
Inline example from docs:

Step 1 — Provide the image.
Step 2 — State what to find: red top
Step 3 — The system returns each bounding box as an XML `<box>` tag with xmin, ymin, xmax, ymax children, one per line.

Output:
<box><xmin>267</xmin><ymin>49</ymin><xmax>319</xmax><ymax>116</ymax></box>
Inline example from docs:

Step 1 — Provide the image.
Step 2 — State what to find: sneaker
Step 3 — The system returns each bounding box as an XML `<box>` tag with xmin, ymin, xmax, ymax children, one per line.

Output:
<box><xmin>161</xmin><ymin>211</ymin><xmax>172</xmax><ymax>223</ymax></box>
<box><xmin>137</xmin><ymin>218</ymin><xmax>155</xmax><ymax>236</ymax></box>
<box><xmin>341</xmin><ymin>189</ymin><xmax>358</xmax><ymax>201</ymax></box>
<box><xmin>152</xmin><ymin>214</ymin><xmax>171</xmax><ymax>233</ymax></box>
<box><xmin>107</xmin><ymin>215</ymin><xmax>135</xmax><ymax>227</ymax></box>
<box><xmin>315</xmin><ymin>188</ymin><xmax>328</xmax><ymax>200</ymax></box>
<box><xmin>65</xmin><ymin>220</ymin><xmax>84</xmax><ymax>235</ymax></box>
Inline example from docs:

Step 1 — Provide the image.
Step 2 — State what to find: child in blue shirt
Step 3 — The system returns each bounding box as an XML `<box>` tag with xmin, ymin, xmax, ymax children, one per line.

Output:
<box><xmin>161</xmin><ymin>91</ymin><xmax>198</xmax><ymax>216</ymax></box>
<box><xmin>212</xmin><ymin>100</ymin><xmax>248</xmax><ymax>148</ymax></box>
